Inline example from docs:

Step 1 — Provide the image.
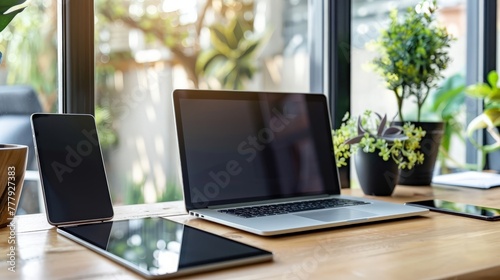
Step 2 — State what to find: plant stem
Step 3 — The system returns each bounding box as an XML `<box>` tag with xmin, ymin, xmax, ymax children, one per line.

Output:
<box><xmin>395</xmin><ymin>88</ymin><xmax>404</xmax><ymax>122</ymax></box>
<box><xmin>487</xmin><ymin>126</ymin><xmax>500</xmax><ymax>145</ymax></box>
<box><xmin>417</xmin><ymin>104</ymin><xmax>421</xmax><ymax>123</ymax></box>
<box><xmin>417</xmin><ymin>85</ymin><xmax>431</xmax><ymax>122</ymax></box>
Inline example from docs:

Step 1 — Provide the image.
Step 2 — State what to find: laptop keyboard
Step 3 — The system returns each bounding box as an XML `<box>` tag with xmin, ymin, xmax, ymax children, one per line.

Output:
<box><xmin>218</xmin><ymin>198</ymin><xmax>369</xmax><ymax>218</ymax></box>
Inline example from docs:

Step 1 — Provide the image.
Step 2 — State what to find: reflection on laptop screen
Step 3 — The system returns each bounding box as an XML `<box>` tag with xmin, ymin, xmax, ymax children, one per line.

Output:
<box><xmin>174</xmin><ymin>91</ymin><xmax>339</xmax><ymax>209</ymax></box>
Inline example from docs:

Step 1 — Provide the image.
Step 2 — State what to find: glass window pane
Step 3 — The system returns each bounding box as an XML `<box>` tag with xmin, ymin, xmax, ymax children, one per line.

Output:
<box><xmin>351</xmin><ymin>0</ymin><xmax>467</xmax><ymax>187</ymax></box>
<box><xmin>95</xmin><ymin>0</ymin><xmax>323</xmax><ymax>205</ymax></box>
<box><xmin>0</xmin><ymin>0</ymin><xmax>59</xmax><ymax>214</ymax></box>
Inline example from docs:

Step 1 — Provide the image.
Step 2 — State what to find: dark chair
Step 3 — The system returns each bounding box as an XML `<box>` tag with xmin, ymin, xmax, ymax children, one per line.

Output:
<box><xmin>0</xmin><ymin>85</ymin><xmax>43</xmax><ymax>170</ymax></box>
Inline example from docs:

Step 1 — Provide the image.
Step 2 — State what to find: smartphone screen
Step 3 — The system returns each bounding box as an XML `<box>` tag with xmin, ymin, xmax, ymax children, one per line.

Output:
<box><xmin>406</xmin><ymin>199</ymin><xmax>500</xmax><ymax>221</ymax></box>
<box><xmin>31</xmin><ymin>113</ymin><xmax>114</xmax><ymax>225</ymax></box>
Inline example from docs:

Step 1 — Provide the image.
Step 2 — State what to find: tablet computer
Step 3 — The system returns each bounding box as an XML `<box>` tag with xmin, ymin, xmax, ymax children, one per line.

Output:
<box><xmin>57</xmin><ymin>217</ymin><xmax>273</xmax><ymax>279</ymax></box>
<box><xmin>31</xmin><ymin>113</ymin><xmax>114</xmax><ymax>225</ymax></box>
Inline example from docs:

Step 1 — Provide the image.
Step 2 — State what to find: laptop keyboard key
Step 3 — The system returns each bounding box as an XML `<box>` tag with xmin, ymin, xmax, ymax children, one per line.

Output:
<box><xmin>218</xmin><ymin>198</ymin><xmax>369</xmax><ymax>218</ymax></box>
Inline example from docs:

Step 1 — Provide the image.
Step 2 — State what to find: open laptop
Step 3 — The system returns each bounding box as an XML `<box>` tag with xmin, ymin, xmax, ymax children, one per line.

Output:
<box><xmin>173</xmin><ymin>89</ymin><xmax>428</xmax><ymax>236</ymax></box>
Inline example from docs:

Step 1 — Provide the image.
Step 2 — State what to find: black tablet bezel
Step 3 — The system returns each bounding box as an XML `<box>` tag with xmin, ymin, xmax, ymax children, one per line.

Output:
<box><xmin>31</xmin><ymin>113</ymin><xmax>114</xmax><ymax>225</ymax></box>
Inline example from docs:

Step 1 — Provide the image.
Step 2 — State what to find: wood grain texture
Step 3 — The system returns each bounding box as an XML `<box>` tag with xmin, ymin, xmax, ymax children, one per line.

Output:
<box><xmin>0</xmin><ymin>145</ymin><xmax>28</xmax><ymax>228</ymax></box>
<box><xmin>2</xmin><ymin>186</ymin><xmax>500</xmax><ymax>279</ymax></box>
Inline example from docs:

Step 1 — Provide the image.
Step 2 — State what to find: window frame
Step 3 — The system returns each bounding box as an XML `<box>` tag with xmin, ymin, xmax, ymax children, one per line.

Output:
<box><xmin>465</xmin><ymin>0</ymin><xmax>498</xmax><ymax>168</ymax></box>
<box><xmin>480</xmin><ymin>0</ymin><xmax>497</xmax><ymax>169</ymax></box>
<box><xmin>62</xmin><ymin>0</ymin><xmax>336</xmax><ymax>117</ymax></box>
<box><xmin>58</xmin><ymin>0</ymin><xmax>95</xmax><ymax>114</ymax></box>
<box><xmin>327</xmin><ymin>0</ymin><xmax>350</xmax><ymax>129</ymax></box>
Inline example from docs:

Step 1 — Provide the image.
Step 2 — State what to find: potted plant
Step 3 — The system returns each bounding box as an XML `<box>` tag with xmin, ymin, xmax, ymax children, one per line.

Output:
<box><xmin>370</xmin><ymin>0</ymin><xmax>453</xmax><ymax>185</ymax></box>
<box><xmin>465</xmin><ymin>70</ymin><xmax>500</xmax><ymax>169</ymax></box>
<box><xmin>333</xmin><ymin>111</ymin><xmax>425</xmax><ymax>195</ymax></box>
<box><xmin>0</xmin><ymin>0</ymin><xmax>29</xmax><ymax>62</ymax></box>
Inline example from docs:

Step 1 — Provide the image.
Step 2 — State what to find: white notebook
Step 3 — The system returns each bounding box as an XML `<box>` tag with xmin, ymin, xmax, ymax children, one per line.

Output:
<box><xmin>431</xmin><ymin>171</ymin><xmax>500</xmax><ymax>189</ymax></box>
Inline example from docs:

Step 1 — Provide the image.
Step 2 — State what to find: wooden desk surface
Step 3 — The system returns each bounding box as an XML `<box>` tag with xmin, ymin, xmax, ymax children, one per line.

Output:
<box><xmin>2</xmin><ymin>186</ymin><xmax>500</xmax><ymax>279</ymax></box>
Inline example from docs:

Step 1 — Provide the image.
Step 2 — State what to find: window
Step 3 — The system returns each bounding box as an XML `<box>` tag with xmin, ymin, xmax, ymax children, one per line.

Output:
<box><xmin>94</xmin><ymin>0</ymin><xmax>326</xmax><ymax>204</ymax></box>
<box><xmin>7</xmin><ymin>0</ymin><xmax>496</xmax><ymax>211</ymax></box>
<box><xmin>0</xmin><ymin>0</ymin><xmax>59</xmax><ymax>214</ymax></box>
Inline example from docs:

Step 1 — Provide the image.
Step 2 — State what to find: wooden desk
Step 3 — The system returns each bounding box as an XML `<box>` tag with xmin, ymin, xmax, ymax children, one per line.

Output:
<box><xmin>2</xmin><ymin>186</ymin><xmax>500</xmax><ymax>279</ymax></box>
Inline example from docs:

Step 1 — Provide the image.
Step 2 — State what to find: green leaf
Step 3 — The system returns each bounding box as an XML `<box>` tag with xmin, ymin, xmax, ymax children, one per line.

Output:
<box><xmin>440</xmin><ymin>88</ymin><xmax>465</xmax><ymax>118</ymax></box>
<box><xmin>487</xmin><ymin>70</ymin><xmax>499</xmax><ymax>90</ymax></box>
<box><xmin>344</xmin><ymin>135</ymin><xmax>364</xmax><ymax>145</ymax></box>
<box><xmin>210</xmin><ymin>25</ymin><xmax>233</xmax><ymax>54</ymax></box>
<box><xmin>377</xmin><ymin>115</ymin><xmax>387</xmax><ymax>136</ymax></box>
<box><xmin>239</xmin><ymin>66</ymin><xmax>254</xmax><ymax>80</ymax></box>
<box><xmin>483</xmin><ymin>142</ymin><xmax>500</xmax><ymax>153</ymax></box>
<box><xmin>484</xmin><ymin>108</ymin><xmax>500</xmax><ymax>126</ymax></box>
<box><xmin>196</xmin><ymin>49</ymin><xmax>225</xmax><ymax>74</ymax></box>
<box><xmin>466</xmin><ymin>83</ymin><xmax>493</xmax><ymax>98</ymax></box>
<box><xmin>239</xmin><ymin>40</ymin><xmax>259</xmax><ymax>59</ymax></box>
<box><xmin>232</xmin><ymin>17</ymin><xmax>244</xmax><ymax>42</ymax></box>
<box><xmin>0</xmin><ymin>0</ymin><xmax>27</xmax><ymax>33</ymax></box>
<box><xmin>466</xmin><ymin>112</ymin><xmax>500</xmax><ymax>140</ymax></box>
<box><xmin>431</xmin><ymin>84</ymin><xmax>465</xmax><ymax>114</ymax></box>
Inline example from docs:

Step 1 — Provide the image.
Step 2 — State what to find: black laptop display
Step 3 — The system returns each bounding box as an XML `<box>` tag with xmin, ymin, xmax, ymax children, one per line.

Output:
<box><xmin>174</xmin><ymin>91</ymin><xmax>338</xmax><ymax>210</ymax></box>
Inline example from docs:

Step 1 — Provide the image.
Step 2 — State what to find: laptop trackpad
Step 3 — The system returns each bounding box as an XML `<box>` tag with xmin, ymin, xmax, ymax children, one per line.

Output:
<box><xmin>295</xmin><ymin>208</ymin><xmax>377</xmax><ymax>222</ymax></box>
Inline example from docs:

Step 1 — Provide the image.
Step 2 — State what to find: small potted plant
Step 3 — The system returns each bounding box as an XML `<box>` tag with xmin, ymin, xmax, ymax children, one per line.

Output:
<box><xmin>370</xmin><ymin>0</ymin><xmax>453</xmax><ymax>185</ymax></box>
<box><xmin>465</xmin><ymin>70</ymin><xmax>500</xmax><ymax>169</ymax></box>
<box><xmin>333</xmin><ymin>111</ymin><xmax>426</xmax><ymax>195</ymax></box>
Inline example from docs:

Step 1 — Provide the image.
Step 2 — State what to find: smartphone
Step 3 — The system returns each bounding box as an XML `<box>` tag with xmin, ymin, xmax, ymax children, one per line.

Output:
<box><xmin>406</xmin><ymin>199</ymin><xmax>500</xmax><ymax>221</ymax></box>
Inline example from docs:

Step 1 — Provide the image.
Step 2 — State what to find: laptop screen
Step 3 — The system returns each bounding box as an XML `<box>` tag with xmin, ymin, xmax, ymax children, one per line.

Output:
<box><xmin>173</xmin><ymin>90</ymin><xmax>340</xmax><ymax>210</ymax></box>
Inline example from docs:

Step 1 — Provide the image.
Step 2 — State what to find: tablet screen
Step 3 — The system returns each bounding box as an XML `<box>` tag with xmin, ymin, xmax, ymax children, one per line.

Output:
<box><xmin>31</xmin><ymin>113</ymin><xmax>114</xmax><ymax>225</ymax></box>
<box><xmin>58</xmin><ymin>217</ymin><xmax>272</xmax><ymax>278</ymax></box>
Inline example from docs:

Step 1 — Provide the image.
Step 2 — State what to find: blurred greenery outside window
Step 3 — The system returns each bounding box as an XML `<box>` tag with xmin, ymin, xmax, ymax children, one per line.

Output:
<box><xmin>0</xmin><ymin>0</ymin><xmax>57</xmax><ymax>111</ymax></box>
<box><xmin>94</xmin><ymin>0</ymin><xmax>323</xmax><ymax>205</ymax></box>
<box><xmin>0</xmin><ymin>0</ymin><xmax>58</xmax><ymax>215</ymax></box>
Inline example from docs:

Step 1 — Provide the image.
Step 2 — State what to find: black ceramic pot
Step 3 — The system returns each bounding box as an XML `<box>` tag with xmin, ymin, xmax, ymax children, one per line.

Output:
<box><xmin>354</xmin><ymin>150</ymin><xmax>399</xmax><ymax>196</ymax></box>
<box><xmin>394</xmin><ymin>121</ymin><xmax>444</xmax><ymax>186</ymax></box>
